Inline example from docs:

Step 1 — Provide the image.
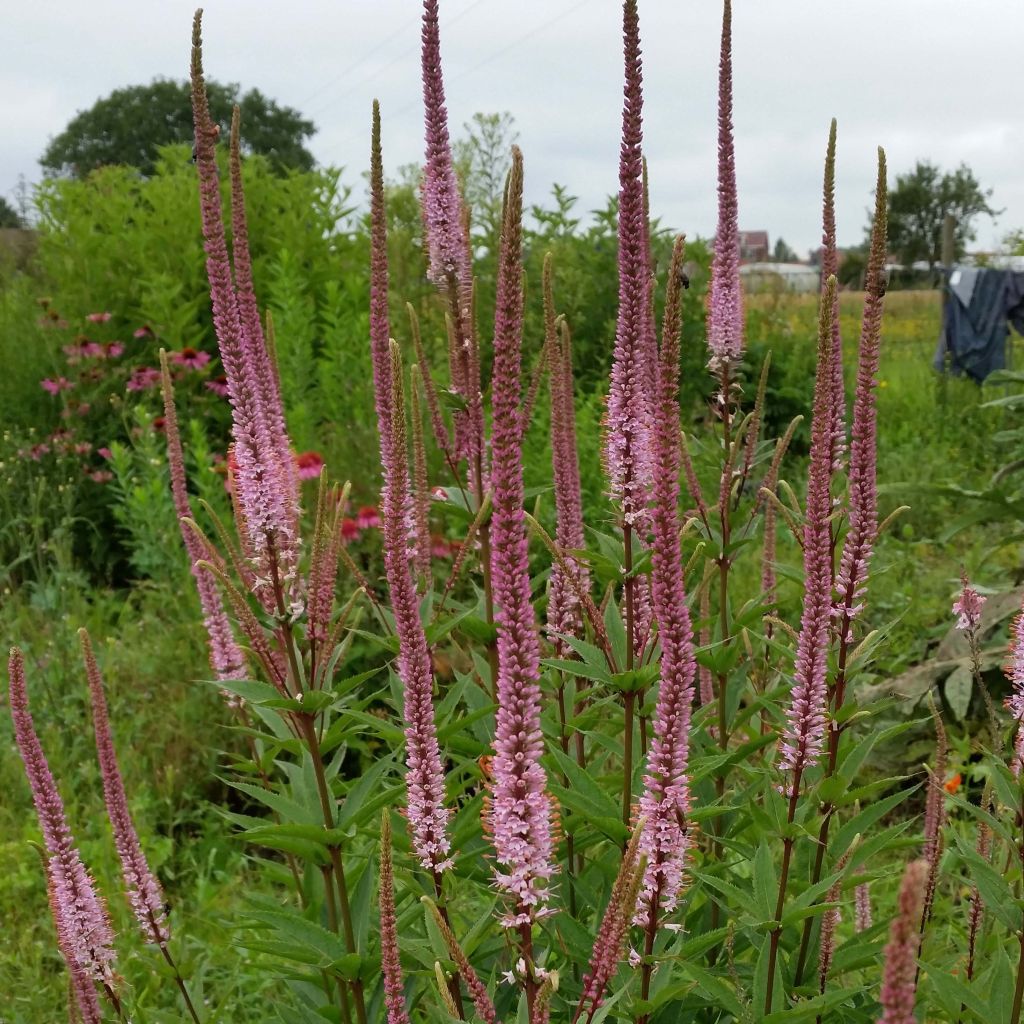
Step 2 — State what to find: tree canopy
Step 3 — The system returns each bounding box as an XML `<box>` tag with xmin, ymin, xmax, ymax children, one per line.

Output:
<box><xmin>41</xmin><ymin>78</ymin><xmax>316</xmax><ymax>178</ymax></box>
<box><xmin>883</xmin><ymin>160</ymin><xmax>998</xmax><ymax>267</ymax></box>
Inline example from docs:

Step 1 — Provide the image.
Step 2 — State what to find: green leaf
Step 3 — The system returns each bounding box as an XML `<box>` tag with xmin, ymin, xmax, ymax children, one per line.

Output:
<box><xmin>224</xmin><ymin>778</ymin><xmax>322</xmax><ymax>826</ymax></box>
<box><xmin>945</xmin><ymin>662</ymin><xmax>973</xmax><ymax>721</ymax></box>
<box><xmin>952</xmin><ymin>830</ymin><xmax>1018</xmax><ymax>929</ymax></box>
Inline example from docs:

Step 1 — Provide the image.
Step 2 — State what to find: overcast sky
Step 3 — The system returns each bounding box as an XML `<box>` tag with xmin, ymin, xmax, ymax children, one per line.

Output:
<box><xmin>4</xmin><ymin>0</ymin><xmax>1022</xmax><ymax>256</ymax></box>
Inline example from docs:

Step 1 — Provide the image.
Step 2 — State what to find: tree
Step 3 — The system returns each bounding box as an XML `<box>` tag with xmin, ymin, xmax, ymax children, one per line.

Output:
<box><xmin>883</xmin><ymin>160</ymin><xmax>998</xmax><ymax>268</ymax></box>
<box><xmin>0</xmin><ymin>197</ymin><xmax>23</xmax><ymax>228</ymax></box>
<box><xmin>41</xmin><ymin>79</ymin><xmax>316</xmax><ymax>178</ymax></box>
<box><xmin>772</xmin><ymin>237</ymin><xmax>797</xmax><ymax>262</ymax></box>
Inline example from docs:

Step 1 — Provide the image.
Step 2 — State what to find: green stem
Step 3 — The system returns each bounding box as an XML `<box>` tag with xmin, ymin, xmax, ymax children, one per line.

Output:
<box><xmin>765</xmin><ymin>773</ymin><xmax>804</xmax><ymax>1014</ymax></box>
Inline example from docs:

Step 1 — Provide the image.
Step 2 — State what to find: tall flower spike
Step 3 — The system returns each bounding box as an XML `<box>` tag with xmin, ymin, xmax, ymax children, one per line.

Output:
<box><xmin>854</xmin><ymin>875</ymin><xmax>872</xmax><ymax>932</ymax></box>
<box><xmin>160</xmin><ymin>351</ymin><xmax>245</xmax><ymax>683</ymax></box>
<box><xmin>379</xmin><ymin>812</ymin><xmax>411</xmax><ymax>1024</ymax></box>
<box><xmin>834</xmin><ymin>149</ymin><xmax>888</xmax><ymax>638</ymax></box>
<box><xmin>1008</xmin><ymin>599</ymin><xmax>1024</xmax><ymax>775</ymax></box>
<box><xmin>386</xmin><ymin>341</ymin><xmax>451</xmax><ymax>872</ymax></box>
<box><xmin>8</xmin><ymin>648</ymin><xmax>116</xmax><ymax>989</ymax></box>
<box><xmin>920</xmin><ymin>696</ymin><xmax>947</xmax><ymax>932</ymax></box>
<box><xmin>190</xmin><ymin>12</ymin><xmax>294</xmax><ymax>583</ymax></box>
<box><xmin>544</xmin><ymin>256</ymin><xmax>589</xmax><ymax>656</ymax></box>
<box><xmin>707</xmin><ymin>0</ymin><xmax>743</xmax><ymax>366</ymax></box>
<box><xmin>370</xmin><ymin>100</ymin><xmax>394</xmax><ymax>453</ymax></box>
<box><xmin>778</xmin><ymin>276</ymin><xmax>838</xmax><ymax>786</ymax></box>
<box><xmin>371</xmin><ymin>108</ymin><xmax>450</xmax><ymax>872</ymax></box>
<box><xmin>605</xmin><ymin>0</ymin><xmax>653</xmax><ymax>525</ymax></box>
<box><xmin>486</xmin><ymin>147</ymin><xmax>558</xmax><ymax>926</ymax></box>
<box><xmin>80</xmin><ymin>630</ymin><xmax>168</xmax><ymax>946</ymax></box>
<box><xmin>635</xmin><ymin>236</ymin><xmax>699</xmax><ymax>926</ymax></box>
<box><xmin>46</xmin><ymin>861</ymin><xmax>104</xmax><ymax>1024</ymax></box>
<box><xmin>821</xmin><ymin>119</ymin><xmax>846</xmax><ymax>472</ymax></box>
<box><xmin>410</xmin><ymin>364</ymin><xmax>433</xmax><ymax>585</ymax></box>
<box><xmin>229</xmin><ymin>106</ymin><xmax>299</xmax><ymax>525</ymax></box>
<box><xmin>877</xmin><ymin>859</ymin><xmax>927</xmax><ymax>1024</ymax></box>
<box><xmin>419</xmin><ymin>0</ymin><xmax>469</xmax><ymax>289</ymax></box>
<box><xmin>818</xmin><ymin>851</ymin><xmax>851</xmax><ymax>995</ymax></box>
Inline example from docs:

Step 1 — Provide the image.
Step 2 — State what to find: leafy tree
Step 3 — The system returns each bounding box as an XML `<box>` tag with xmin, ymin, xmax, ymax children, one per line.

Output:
<box><xmin>883</xmin><ymin>160</ymin><xmax>998</xmax><ymax>268</ymax></box>
<box><xmin>41</xmin><ymin>78</ymin><xmax>316</xmax><ymax>178</ymax></box>
<box><xmin>772</xmin><ymin>237</ymin><xmax>797</xmax><ymax>262</ymax></box>
<box><xmin>0</xmin><ymin>197</ymin><xmax>23</xmax><ymax>228</ymax></box>
<box><xmin>1005</xmin><ymin>229</ymin><xmax>1024</xmax><ymax>257</ymax></box>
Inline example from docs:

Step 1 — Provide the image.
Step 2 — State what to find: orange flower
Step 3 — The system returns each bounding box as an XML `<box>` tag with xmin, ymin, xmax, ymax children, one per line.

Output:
<box><xmin>944</xmin><ymin>772</ymin><xmax>961</xmax><ymax>795</ymax></box>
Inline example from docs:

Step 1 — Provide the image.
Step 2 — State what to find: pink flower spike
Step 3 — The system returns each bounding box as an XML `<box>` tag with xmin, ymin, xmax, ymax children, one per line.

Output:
<box><xmin>707</xmin><ymin>0</ymin><xmax>744</xmax><ymax>366</ymax></box>
<box><xmin>953</xmin><ymin>572</ymin><xmax>985</xmax><ymax>633</ymax></box>
<box><xmin>8</xmin><ymin>648</ymin><xmax>117</xmax><ymax>989</ymax></box>
<box><xmin>877</xmin><ymin>859</ymin><xmax>927</xmax><ymax>1024</ymax></box>
<box><xmin>41</xmin><ymin>377</ymin><xmax>74</xmax><ymax>395</ymax></box>
<box><xmin>379</xmin><ymin>814</ymin><xmax>411</xmax><ymax>1024</ymax></box>
<box><xmin>80</xmin><ymin>630</ymin><xmax>168</xmax><ymax>946</ymax></box>
<box><xmin>1006</xmin><ymin>598</ymin><xmax>1024</xmax><ymax>775</ymax></box>
<box><xmin>777</xmin><ymin>276</ymin><xmax>838</xmax><ymax>787</ymax></box>
<box><xmin>485</xmin><ymin>148</ymin><xmax>558</xmax><ymax>926</ymax></box>
<box><xmin>86</xmin><ymin>312</ymin><xmax>112</xmax><ymax>323</ymax></box>
<box><xmin>635</xmin><ymin>237</ymin><xmax>698</xmax><ymax>928</ymax></box>
<box><xmin>604</xmin><ymin>0</ymin><xmax>653</xmax><ymax>525</ymax></box>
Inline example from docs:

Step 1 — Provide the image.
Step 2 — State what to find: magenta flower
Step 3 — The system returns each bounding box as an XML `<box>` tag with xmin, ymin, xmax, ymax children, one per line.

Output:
<box><xmin>86</xmin><ymin>312</ymin><xmax>112</xmax><ymax>323</ymax></box>
<box><xmin>834</xmin><ymin>151</ymin><xmax>888</xmax><ymax>639</ymax></box>
<box><xmin>80</xmin><ymin>630</ymin><xmax>168</xmax><ymax>946</ymax></box>
<box><xmin>133</xmin><ymin>324</ymin><xmax>154</xmax><ymax>339</ymax></box>
<box><xmin>485</xmin><ymin>148</ymin><xmax>558</xmax><ymax>927</ymax></box>
<box><xmin>340</xmin><ymin>517</ymin><xmax>361</xmax><ymax>545</ymax></box>
<box><xmin>97</xmin><ymin>447</ymin><xmax>113</xmax><ymax>460</ymax></box>
<box><xmin>170</xmin><ymin>346</ymin><xmax>212</xmax><ymax>370</ymax></box>
<box><xmin>877</xmin><ymin>859</ymin><xmax>927</xmax><ymax>1024</ymax></box>
<box><xmin>635</xmin><ymin>237</ymin><xmax>698</xmax><ymax>927</ymax></box>
<box><xmin>205</xmin><ymin>374</ymin><xmax>230</xmax><ymax>397</ymax></box>
<box><xmin>295</xmin><ymin>450</ymin><xmax>325</xmax><ymax>480</ymax></box>
<box><xmin>8</xmin><ymin>648</ymin><xmax>117</xmax><ymax>994</ymax></box>
<box><xmin>89</xmin><ymin>470</ymin><xmax>113</xmax><ymax>483</ymax></box>
<box><xmin>952</xmin><ymin>572</ymin><xmax>986</xmax><ymax>633</ymax></box>
<box><xmin>104</xmin><ymin>342</ymin><xmax>125</xmax><ymax>358</ymax></box>
<box><xmin>778</xmin><ymin>277</ymin><xmax>838</xmax><ymax>787</ymax></box>
<box><xmin>604</xmin><ymin>0</ymin><xmax>653</xmax><ymax>525</ymax></box>
<box><xmin>41</xmin><ymin>377</ymin><xmax>74</xmax><ymax>395</ymax></box>
<box><xmin>81</xmin><ymin>342</ymin><xmax>105</xmax><ymax>358</ymax></box>
<box><xmin>356</xmin><ymin>504</ymin><xmax>381</xmax><ymax>530</ymax></box>
<box><xmin>127</xmin><ymin>367</ymin><xmax>161</xmax><ymax>392</ymax></box>
<box><xmin>707</xmin><ymin>0</ymin><xmax>744</xmax><ymax>365</ymax></box>
<box><xmin>369</xmin><ymin>110</ymin><xmax>450</xmax><ymax>875</ymax></box>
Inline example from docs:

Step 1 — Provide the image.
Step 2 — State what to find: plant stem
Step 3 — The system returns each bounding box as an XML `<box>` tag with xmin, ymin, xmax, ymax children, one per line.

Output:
<box><xmin>433</xmin><ymin>873</ymin><xmax>467</xmax><ymax>1019</ymax></box>
<box><xmin>765</xmin><ymin>772</ymin><xmax>804</xmax><ymax>1014</ymax></box>
<box><xmin>1013</xmin><ymin>793</ymin><xmax>1024</xmax><ymax>1024</ymax></box>
<box><xmin>636</xmin><ymin>880</ymin><xmax>662</xmax><ymax>1024</ymax></box>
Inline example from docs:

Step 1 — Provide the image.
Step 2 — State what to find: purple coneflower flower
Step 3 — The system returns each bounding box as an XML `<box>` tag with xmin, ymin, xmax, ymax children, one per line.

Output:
<box><xmin>41</xmin><ymin>377</ymin><xmax>74</xmax><ymax>395</ymax></box>
<box><xmin>205</xmin><ymin>374</ymin><xmax>230</xmax><ymax>397</ymax></box>
<box><xmin>295</xmin><ymin>451</ymin><xmax>325</xmax><ymax>480</ymax></box>
<box><xmin>171</xmin><ymin>346</ymin><xmax>212</xmax><ymax>370</ymax></box>
<box><xmin>133</xmin><ymin>324</ymin><xmax>154</xmax><ymax>339</ymax></box>
<box><xmin>86</xmin><ymin>312</ymin><xmax>112</xmax><ymax>324</ymax></box>
<box><xmin>127</xmin><ymin>367</ymin><xmax>161</xmax><ymax>392</ymax></box>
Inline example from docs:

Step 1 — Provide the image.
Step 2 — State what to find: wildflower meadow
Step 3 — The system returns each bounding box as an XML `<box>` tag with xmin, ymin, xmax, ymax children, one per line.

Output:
<box><xmin>5</xmin><ymin>2</ymin><xmax>1024</xmax><ymax>1023</ymax></box>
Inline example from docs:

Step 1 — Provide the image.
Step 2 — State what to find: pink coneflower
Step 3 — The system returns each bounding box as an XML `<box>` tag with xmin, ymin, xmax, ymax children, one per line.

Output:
<box><xmin>133</xmin><ymin>325</ymin><xmax>154</xmax><ymax>339</ymax></box>
<box><xmin>103</xmin><ymin>342</ymin><xmax>124</xmax><ymax>358</ymax></box>
<box><xmin>430</xmin><ymin>534</ymin><xmax>452</xmax><ymax>559</ymax></box>
<box><xmin>295</xmin><ymin>451</ymin><xmax>325</xmax><ymax>480</ymax></box>
<box><xmin>127</xmin><ymin>367</ymin><xmax>161</xmax><ymax>392</ymax></box>
<box><xmin>340</xmin><ymin>518</ymin><xmax>360</xmax><ymax>544</ymax></box>
<box><xmin>86</xmin><ymin>312</ymin><xmax>112</xmax><ymax>324</ymax></box>
<box><xmin>205</xmin><ymin>374</ymin><xmax>229</xmax><ymax>397</ymax></box>
<box><xmin>81</xmin><ymin>342</ymin><xmax>106</xmax><ymax>358</ymax></box>
<box><xmin>97</xmin><ymin>447</ymin><xmax>113</xmax><ymax>460</ymax></box>
<box><xmin>152</xmin><ymin>417</ymin><xmax>167</xmax><ymax>434</ymax></box>
<box><xmin>170</xmin><ymin>347</ymin><xmax>212</xmax><ymax>370</ymax></box>
<box><xmin>63</xmin><ymin>344</ymin><xmax>86</xmax><ymax>362</ymax></box>
<box><xmin>41</xmin><ymin>377</ymin><xmax>74</xmax><ymax>395</ymax></box>
<box><xmin>356</xmin><ymin>505</ymin><xmax>381</xmax><ymax>530</ymax></box>
<box><xmin>89</xmin><ymin>470</ymin><xmax>113</xmax><ymax>483</ymax></box>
